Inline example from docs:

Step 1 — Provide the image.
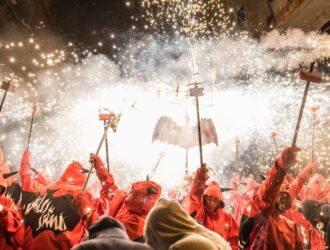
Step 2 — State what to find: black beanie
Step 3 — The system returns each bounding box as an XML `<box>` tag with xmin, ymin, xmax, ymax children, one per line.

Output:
<box><xmin>301</xmin><ymin>200</ymin><xmax>322</xmax><ymax>221</ymax></box>
<box><xmin>88</xmin><ymin>216</ymin><xmax>126</xmax><ymax>237</ymax></box>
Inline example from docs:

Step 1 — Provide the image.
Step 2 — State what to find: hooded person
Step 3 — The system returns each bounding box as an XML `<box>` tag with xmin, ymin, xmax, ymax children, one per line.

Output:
<box><xmin>238</xmin><ymin>147</ymin><xmax>304</xmax><ymax>250</ymax></box>
<box><xmin>145</xmin><ymin>199</ymin><xmax>231</xmax><ymax>250</ymax></box>
<box><xmin>0</xmin><ymin>147</ymin><xmax>22</xmax><ymax>205</ymax></box>
<box><xmin>90</xmin><ymin>153</ymin><xmax>161</xmax><ymax>242</ymax></box>
<box><xmin>72</xmin><ymin>216</ymin><xmax>154</xmax><ymax>250</ymax></box>
<box><xmin>302</xmin><ymin>200</ymin><xmax>330</xmax><ymax>249</ymax></box>
<box><xmin>300</xmin><ymin>174</ymin><xmax>330</xmax><ymax>203</ymax></box>
<box><xmin>230</xmin><ymin>172</ymin><xmax>260</xmax><ymax>225</ymax></box>
<box><xmin>20</xmin><ymin>150</ymin><xmax>99</xmax><ymax>250</ymax></box>
<box><xmin>188</xmin><ymin>164</ymin><xmax>238</xmax><ymax>250</ymax></box>
<box><xmin>282</xmin><ymin>162</ymin><xmax>325</xmax><ymax>249</ymax></box>
<box><xmin>0</xmin><ymin>172</ymin><xmax>24</xmax><ymax>250</ymax></box>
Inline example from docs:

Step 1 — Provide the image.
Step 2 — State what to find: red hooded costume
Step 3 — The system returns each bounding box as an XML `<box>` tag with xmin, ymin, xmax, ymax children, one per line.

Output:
<box><xmin>20</xmin><ymin>151</ymin><xmax>99</xmax><ymax>250</ymax></box>
<box><xmin>188</xmin><ymin>165</ymin><xmax>239</xmax><ymax>250</ymax></box>
<box><xmin>92</xmin><ymin>154</ymin><xmax>161</xmax><ymax>241</ymax></box>
<box><xmin>230</xmin><ymin>173</ymin><xmax>260</xmax><ymax>225</ymax></box>
<box><xmin>0</xmin><ymin>148</ymin><xmax>22</xmax><ymax>205</ymax></box>
<box><xmin>0</xmin><ymin>172</ymin><xmax>24</xmax><ymax>250</ymax></box>
<box><xmin>238</xmin><ymin>147</ymin><xmax>304</xmax><ymax>250</ymax></box>
<box><xmin>281</xmin><ymin>163</ymin><xmax>325</xmax><ymax>249</ymax></box>
<box><xmin>299</xmin><ymin>173</ymin><xmax>330</xmax><ymax>203</ymax></box>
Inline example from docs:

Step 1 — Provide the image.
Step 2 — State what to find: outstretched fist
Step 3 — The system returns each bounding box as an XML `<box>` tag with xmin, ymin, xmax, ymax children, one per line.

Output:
<box><xmin>21</xmin><ymin>150</ymin><xmax>31</xmax><ymax>166</ymax></box>
<box><xmin>89</xmin><ymin>153</ymin><xmax>104</xmax><ymax>169</ymax></box>
<box><xmin>197</xmin><ymin>163</ymin><xmax>209</xmax><ymax>181</ymax></box>
<box><xmin>279</xmin><ymin>147</ymin><xmax>300</xmax><ymax>170</ymax></box>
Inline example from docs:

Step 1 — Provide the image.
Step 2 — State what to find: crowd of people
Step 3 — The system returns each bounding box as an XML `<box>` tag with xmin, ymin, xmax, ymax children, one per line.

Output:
<box><xmin>0</xmin><ymin>145</ymin><xmax>329</xmax><ymax>249</ymax></box>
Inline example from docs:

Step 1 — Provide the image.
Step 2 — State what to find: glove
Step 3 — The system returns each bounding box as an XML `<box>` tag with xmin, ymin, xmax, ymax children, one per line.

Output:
<box><xmin>277</xmin><ymin>147</ymin><xmax>300</xmax><ymax>171</ymax></box>
<box><xmin>197</xmin><ymin>163</ymin><xmax>209</xmax><ymax>181</ymax></box>
<box><xmin>21</xmin><ymin>150</ymin><xmax>31</xmax><ymax>166</ymax></box>
<box><xmin>89</xmin><ymin>153</ymin><xmax>104</xmax><ymax>169</ymax></box>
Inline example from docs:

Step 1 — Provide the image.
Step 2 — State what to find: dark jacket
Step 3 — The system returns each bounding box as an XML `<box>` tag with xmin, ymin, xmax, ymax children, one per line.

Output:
<box><xmin>20</xmin><ymin>151</ymin><xmax>99</xmax><ymax>250</ymax></box>
<box><xmin>72</xmin><ymin>217</ymin><xmax>154</xmax><ymax>250</ymax></box>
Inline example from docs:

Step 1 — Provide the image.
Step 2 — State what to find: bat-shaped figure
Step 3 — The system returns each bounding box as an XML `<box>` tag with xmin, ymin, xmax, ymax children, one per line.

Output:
<box><xmin>152</xmin><ymin>116</ymin><xmax>218</xmax><ymax>149</ymax></box>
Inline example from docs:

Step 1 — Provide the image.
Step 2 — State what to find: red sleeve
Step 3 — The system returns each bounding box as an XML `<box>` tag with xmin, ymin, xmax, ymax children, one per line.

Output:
<box><xmin>188</xmin><ymin>167</ymin><xmax>208</xmax><ymax>214</ymax></box>
<box><xmin>245</xmin><ymin>159</ymin><xmax>287</xmax><ymax>216</ymax></box>
<box><xmin>94</xmin><ymin>161</ymin><xmax>119</xmax><ymax>199</ymax></box>
<box><xmin>19</xmin><ymin>151</ymin><xmax>46</xmax><ymax>193</ymax></box>
<box><xmin>0</xmin><ymin>196</ymin><xmax>24</xmax><ymax>248</ymax></box>
<box><xmin>93</xmin><ymin>157</ymin><xmax>119</xmax><ymax>215</ymax></box>
<box><xmin>226</xmin><ymin>214</ymin><xmax>239</xmax><ymax>250</ymax></box>
<box><xmin>34</xmin><ymin>171</ymin><xmax>50</xmax><ymax>187</ymax></box>
<box><xmin>289</xmin><ymin>163</ymin><xmax>315</xmax><ymax>199</ymax></box>
<box><xmin>72</xmin><ymin>191</ymin><xmax>99</xmax><ymax>229</ymax></box>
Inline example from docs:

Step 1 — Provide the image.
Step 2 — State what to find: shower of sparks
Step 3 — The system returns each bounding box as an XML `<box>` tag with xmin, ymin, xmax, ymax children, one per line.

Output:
<box><xmin>0</xmin><ymin>1</ymin><xmax>330</xmax><ymax>192</ymax></box>
<box><xmin>138</xmin><ymin>0</ymin><xmax>237</xmax><ymax>39</ymax></box>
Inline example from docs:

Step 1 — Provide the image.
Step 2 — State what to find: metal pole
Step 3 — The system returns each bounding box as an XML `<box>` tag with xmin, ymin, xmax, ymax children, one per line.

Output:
<box><xmin>185</xmin><ymin>148</ymin><xmax>189</xmax><ymax>176</ymax></box>
<box><xmin>27</xmin><ymin>106</ymin><xmax>37</xmax><ymax>150</ymax></box>
<box><xmin>195</xmin><ymin>94</ymin><xmax>203</xmax><ymax>167</ymax></box>
<box><xmin>291</xmin><ymin>62</ymin><xmax>315</xmax><ymax>147</ymax></box>
<box><xmin>0</xmin><ymin>89</ymin><xmax>8</xmax><ymax>113</ymax></box>
<box><xmin>104</xmin><ymin>120</ymin><xmax>110</xmax><ymax>171</ymax></box>
<box><xmin>82</xmin><ymin>121</ymin><xmax>112</xmax><ymax>191</ymax></box>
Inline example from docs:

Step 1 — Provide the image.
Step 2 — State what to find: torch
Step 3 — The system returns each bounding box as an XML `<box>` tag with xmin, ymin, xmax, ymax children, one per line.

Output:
<box><xmin>189</xmin><ymin>82</ymin><xmax>204</xmax><ymax>167</ymax></box>
<box><xmin>99</xmin><ymin>112</ymin><xmax>111</xmax><ymax>171</ymax></box>
<box><xmin>291</xmin><ymin>65</ymin><xmax>323</xmax><ymax>147</ymax></box>
<box><xmin>82</xmin><ymin>111</ymin><xmax>121</xmax><ymax>191</ymax></box>
<box><xmin>27</xmin><ymin>104</ymin><xmax>37</xmax><ymax>151</ymax></box>
<box><xmin>271</xmin><ymin>131</ymin><xmax>278</xmax><ymax>154</ymax></box>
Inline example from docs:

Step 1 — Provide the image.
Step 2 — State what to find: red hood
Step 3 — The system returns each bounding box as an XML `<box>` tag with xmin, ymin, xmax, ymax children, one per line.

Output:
<box><xmin>0</xmin><ymin>147</ymin><xmax>10</xmax><ymax>174</ymax></box>
<box><xmin>57</xmin><ymin>161</ymin><xmax>87</xmax><ymax>187</ymax></box>
<box><xmin>0</xmin><ymin>173</ymin><xmax>7</xmax><ymax>196</ymax></box>
<box><xmin>306</xmin><ymin>174</ymin><xmax>328</xmax><ymax>193</ymax></box>
<box><xmin>125</xmin><ymin>180</ymin><xmax>161</xmax><ymax>215</ymax></box>
<box><xmin>245</xmin><ymin>179</ymin><xmax>260</xmax><ymax>195</ymax></box>
<box><xmin>278</xmin><ymin>183</ymin><xmax>292</xmax><ymax>209</ymax></box>
<box><xmin>203</xmin><ymin>181</ymin><xmax>225</xmax><ymax>208</ymax></box>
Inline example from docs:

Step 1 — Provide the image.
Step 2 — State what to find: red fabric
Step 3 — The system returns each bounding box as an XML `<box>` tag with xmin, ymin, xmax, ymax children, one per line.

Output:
<box><xmin>37</xmin><ymin>166</ymin><xmax>53</xmax><ymax>186</ymax></box>
<box><xmin>92</xmin><ymin>154</ymin><xmax>162</xmax><ymax>241</ymax></box>
<box><xmin>0</xmin><ymin>171</ymin><xmax>8</xmax><ymax>191</ymax></box>
<box><xmin>239</xmin><ymin>148</ymin><xmax>304</xmax><ymax>250</ymax></box>
<box><xmin>92</xmin><ymin>154</ymin><xmax>118</xmax><ymax>215</ymax></box>
<box><xmin>110</xmin><ymin>181</ymin><xmax>161</xmax><ymax>240</ymax></box>
<box><xmin>299</xmin><ymin>173</ymin><xmax>330</xmax><ymax>203</ymax></box>
<box><xmin>230</xmin><ymin>173</ymin><xmax>260</xmax><ymax>225</ymax></box>
<box><xmin>93</xmin><ymin>156</ymin><xmax>161</xmax><ymax>240</ymax></box>
<box><xmin>0</xmin><ymin>195</ymin><xmax>24</xmax><ymax>250</ymax></box>
<box><xmin>57</xmin><ymin>161</ymin><xmax>87</xmax><ymax>187</ymax></box>
<box><xmin>203</xmin><ymin>181</ymin><xmax>224</xmax><ymax>204</ymax></box>
<box><xmin>20</xmin><ymin>151</ymin><xmax>99</xmax><ymax>250</ymax></box>
<box><xmin>20</xmin><ymin>151</ymin><xmax>47</xmax><ymax>193</ymax></box>
<box><xmin>284</xmin><ymin>209</ymin><xmax>325</xmax><ymax>250</ymax></box>
<box><xmin>188</xmin><ymin>166</ymin><xmax>239</xmax><ymax>250</ymax></box>
<box><xmin>282</xmin><ymin>163</ymin><xmax>324</xmax><ymax>249</ymax></box>
<box><xmin>284</xmin><ymin>162</ymin><xmax>316</xmax><ymax>208</ymax></box>
<box><xmin>0</xmin><ymin>148</ymin><xmax>13</xmax><ymax>189</ymax></box>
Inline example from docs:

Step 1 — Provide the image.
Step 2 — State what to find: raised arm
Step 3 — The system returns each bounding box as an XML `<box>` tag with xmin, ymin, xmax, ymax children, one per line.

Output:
<box><xmin>247</xmin><ymin>147</ymin><xmax>300</xmax><ymax>215</ymax></box>
<box><xmin>188</xmin><ymin>164</ymin><xmax>209</xmax><ymax>215</ymax></box>
<box><xmin>19</xmin><ymin>150</ymin><xmax>46</xmax><ymax>193</ymax></box>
